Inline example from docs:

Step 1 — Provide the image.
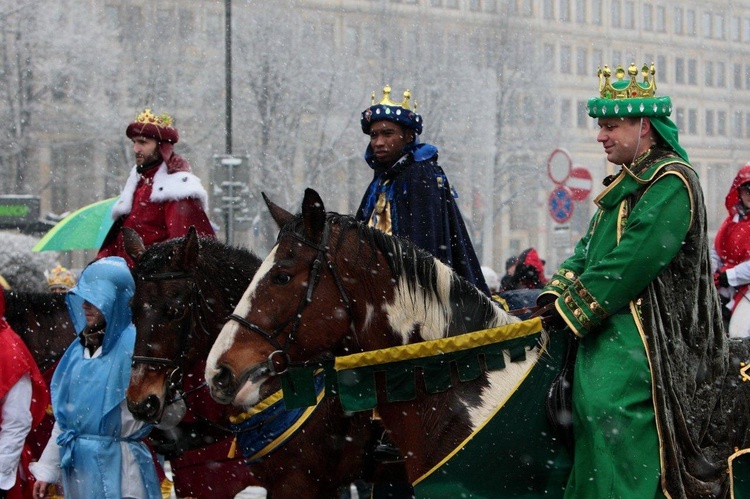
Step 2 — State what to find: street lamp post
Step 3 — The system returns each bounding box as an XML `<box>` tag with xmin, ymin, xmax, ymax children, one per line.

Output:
<box><xmin>220</xmin><ymin>157</ymin><xmax>243</xmax><ymax>245</ymax></box>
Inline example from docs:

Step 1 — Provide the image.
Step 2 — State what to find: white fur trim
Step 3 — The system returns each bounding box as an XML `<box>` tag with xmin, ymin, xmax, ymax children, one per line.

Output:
<box><xmin>111</xmin><ymin>163</ymin><xmax>210</xmax><ymax>220</ymax></box>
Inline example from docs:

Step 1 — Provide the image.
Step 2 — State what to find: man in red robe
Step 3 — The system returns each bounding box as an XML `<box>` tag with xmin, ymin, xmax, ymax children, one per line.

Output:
<box><xmin>98</xmin><ymin>109</ymin><xmax>215</xmax><ymax>267</ymax></box>
<box><xmin>0</xmin><ymin>289</ymin><xmax>49</xmax><ymax>499</ymax></box>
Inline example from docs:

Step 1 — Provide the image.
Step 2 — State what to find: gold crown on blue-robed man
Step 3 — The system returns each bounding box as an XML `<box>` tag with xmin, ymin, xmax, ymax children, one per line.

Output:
<box><xmin>361</xmin><ymin>85</ymin><xmax>423</xmax><ymax>135</ymax></box>
<box><xmin>587</xmin><ymin>63</ymin><xmax>672</xmax><ymax>119</ymax></box>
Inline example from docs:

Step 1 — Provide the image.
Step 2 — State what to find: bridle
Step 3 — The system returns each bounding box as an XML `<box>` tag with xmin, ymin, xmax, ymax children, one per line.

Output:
<box><xmin>226</xmin><ymin>218</ymin><xmax>352</xmax><ymax>376</ymax></box>
<box><xmin>131</xmin><ymin>270</ymin><xmax>213</xmax><ymax>406</ymax></box>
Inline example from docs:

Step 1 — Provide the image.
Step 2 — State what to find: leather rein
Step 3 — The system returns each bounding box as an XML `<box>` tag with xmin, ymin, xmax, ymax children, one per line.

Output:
<box><xmin>226</xmin><ymin>219</ymin><xmax>351</xmax><ymax>377</ymax></box>
<box><xmin>131</xmin><ymin>270</ymin><xmax>213</xmax><ymax>406</ymax></box>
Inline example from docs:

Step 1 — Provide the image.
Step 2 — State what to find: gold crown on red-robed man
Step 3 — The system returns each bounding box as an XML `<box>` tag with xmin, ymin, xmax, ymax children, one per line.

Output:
<box><xmin>126</xmin><ymin>108</ymin><xmax>179</xmax><ymax>143</ymax></box>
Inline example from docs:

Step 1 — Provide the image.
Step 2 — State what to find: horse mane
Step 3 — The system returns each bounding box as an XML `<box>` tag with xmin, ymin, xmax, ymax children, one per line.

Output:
<box><xmin>134</xmin><ymin>236</ymin><xmax>262</xmax><ymax>298</ymax></box>
<box><xmin>281</xmin><ymin>211</ymin><xmax>509</xmax><ymax>338</ymax></box>
<box><xmin>4</xmin><ymin>290</ymin><xmax>68</xmax><ymax>320</ymax></box>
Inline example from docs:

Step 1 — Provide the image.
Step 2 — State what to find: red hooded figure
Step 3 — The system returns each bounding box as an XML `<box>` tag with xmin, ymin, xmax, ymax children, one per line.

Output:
<box><xmin>510</xmin><ymin>248</ymin><xmax>548</xmax><ymax>290</ymax></box>
<box><xmin>0</xmin><ymin>289</ymin><xmax>49</xmax><ymax>499</ymax></box>
<box><xmin>713</xmin><ymin>163</ymin><xmax>750</xmax><ymax>319</ymax></box>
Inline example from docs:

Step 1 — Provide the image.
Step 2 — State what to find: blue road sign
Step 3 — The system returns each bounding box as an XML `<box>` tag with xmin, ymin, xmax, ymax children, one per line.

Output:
<box><xmin>548</xmin><ymin>186</ymin><xmax>574</xmax><ymax>224</ymax></box>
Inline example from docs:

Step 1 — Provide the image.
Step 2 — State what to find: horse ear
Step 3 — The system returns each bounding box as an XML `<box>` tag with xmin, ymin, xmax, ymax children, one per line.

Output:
<box><xmin>301</xmin><ymin>188</ymin><xmax>326</xmax><ymax>243</ymax></box>
<box><xmin>181</xmin><ymin>226</ymin><xmax>199</xmax><ymax>268</ymax></box>
<box><xmin>123</xmin><ymin>227</ymin><xmax>146</xmax><ymax>262</ymax></box>
<box><xmin>262</xmin><ymin>192</ymin><xmax>294</xmax><ymax>229</ymax></box>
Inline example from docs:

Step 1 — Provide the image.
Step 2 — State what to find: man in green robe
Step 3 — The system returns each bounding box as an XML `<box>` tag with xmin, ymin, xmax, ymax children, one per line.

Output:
<box><xmin>539</xmin><ymin>64</ymin><xmax>750</xmax><ymax>498</ymax></box>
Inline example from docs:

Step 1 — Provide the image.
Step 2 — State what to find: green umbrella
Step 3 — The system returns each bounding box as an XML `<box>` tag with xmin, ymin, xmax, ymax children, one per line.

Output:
<box><xmin>32</xmin><ymin>197</ymin><xmax>119</xmax><ymax>252</ymax></box>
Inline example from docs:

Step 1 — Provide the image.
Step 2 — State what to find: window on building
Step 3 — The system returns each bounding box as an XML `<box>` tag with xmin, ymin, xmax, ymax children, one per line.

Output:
<box><xmin>576</xmin><ymin>47</ymin><xmax>587</xmax><ymax>75</ymax></box>
<box><xmin>431</xmin><ymin>0</ymin><xmax>442</xmax><ymax>6</ymax></box>
<box><xmin>656</xmin><ymin>6</ymin><xmax>666</xmax><ymax>32</ymax></box>
<box><xmin>104</xmin><ymin>5</ymin><xmax>120</xmax><ymax>30</ymax></box>
<box><xmin>612</xmin><ymin>50</ymin><xmax>622</xmax><ymax>65</ymax></box>
<box><xmin>593</xmin><ymin>48</ymin><xmax>603</xmax><ymax>68</ymax></box>
<box><xmin>561</xmin><ymin>99</ymin><xmax>571</xmax><ymax>127</ymax></box>
<box><xmin>674</xmin><ymin>7</ymin><xmax>683</xmax><ymax>35</ymax></box>
<box><xmin>703</xmin><ymin>12</ymin><xmax>712</xmax><ymax>38</ymax></box>
<box><xmin>715</xmin><ymin>14</ymin><xmax>725</xmax><ymax>39</ymax></box>
<box><xmin>746</xmin><ymin>114</ymin><xmax>750</xmax><ymax>138</ymax></box>
<box><xmin>657</xmin><ymin>55</ymin><xmax>667</xmax><ymax>82</ymax></box>
<box><xmin>446</xmin><ymin>0</ymin><xmax>459</xmax><ymax>8</ymax></box>
<box><xmin>688</xmin><ymin>59</ymin><xmax>697</xmax><ymax>85</ymax></box>
<box><xmin>469</xmin><ymin>0</ymin><xmax>481</xmax><ymax>11</ymax></box>
<box><xmin>576</xmin><ymin>0</ymin><xmax>586</xmax><ymax>23</ymax></box>
<box><xmin>734</xmin><ymin>111</ymin><xmax>743</xmax><ymax>138</ymax></box>
<box><xmin>544</xmin><ymin>43</ymin><xmax>555</xmax><ymax>69</ymax></box>
<box><xmin>577</xmin><ymin>100</ymin><xmax>589</xmax><ymax>128</ymax></box>
<box><xmin>592</xmin><ymin>0</ymin><xmax>601</xmax><ymax>24</ymax></box>
<box><xmin>732</xmin><ymin>16</ymin><xmax>741</xmax><ymax>41</ymax></box>
<box><xmin>624</xmin><ymin>1</ymin><xmax>634</xmax><ymax>28</ymax></box>
<box><xmin>735</xmin><ymin>63</ymin><xmax>743</xmax><ymax>89</ymax></box>
<box><xmin>718</xmin><ymin>110</ymin><xmax>727</xmax><ymax>136</ymax></box>
<box><xmin>745</xmin><ymin>19</ymin><xmax>750</xmax><ymax>42</ymax></box>
<box><xmin>611</xmin><ymin>0</ymin><xmax>621</xmax><ymax>27</ymax></box>
<box><xmin>544</xmin><ymin>0</ymin><xmax>554</xmax><ymax>19</ymax></box>
<box><xmin>686</xmin><ymin>9</ymin><xmax>696</xmax><ymax>36</ymax></box>
<box><xmin>561</xmin><ymin>45</ymin><xmax>572</xmax><ymax>73</ymax></box>
<box><xmin>706</xmin><ymin>110</ymin><xmax>714</xmax><ymax>136</ymax></box>
<box><xmin>675</xmin><ymin>57</ymin><xmax>685</xmax><ymax>84</ymax></box>
<box><xmin>520</xmin><ymin>0</ymin><xmax>532</xmax><ymax>15</ymax></box>
<box><xmin>643</xmin><ymin>4</ymin><xmax>653</xmax><ymax>31</ymax></box>
<box><xmin>688</xmin><ymin>109</ymin><xmax>697</xmax><ymax>135</ymax></box>
<box><xmin>745</xmin><ymin>65</ymin><xmax>750</xmax><ymax>89</ymax></box>
<box><xmin>717</xmin><ymin>62</ymin><xmax>725</xmax><ymax>87</ymax></box>
<box><xmin>675</xmin><ymin>108</ymin><xmax>685</xmax><ymax>131</ymax></box>
<box><xmin>560</xmin><ymin>0</ymin><xmax>570</xmax><ymax>21</ymax></box>
<box><xmin>705</xmin><ymin>61</ymin><xmax>714</xmax><ymax>87</ymax></box>
<box><xmin>345</xmin><ymin>26</ymin><xmax>360</xmax><ymax>55</ymax></box>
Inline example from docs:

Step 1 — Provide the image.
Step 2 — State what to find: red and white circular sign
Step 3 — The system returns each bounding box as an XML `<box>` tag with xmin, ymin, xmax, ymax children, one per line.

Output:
<box><xmin>546</xmin><ymin>149</ymin><xmax>572</xmax><ymax>185</ymax></box>
<box><xmin>567</xmin><ymin>166</ymin><xmax>593</xmax><ymax>202</ymax></box>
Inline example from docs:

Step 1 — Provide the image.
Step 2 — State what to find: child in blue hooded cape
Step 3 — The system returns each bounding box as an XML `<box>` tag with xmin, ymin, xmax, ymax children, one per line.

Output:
<box><xmin>30</xmin><ymin>257</ymin><xmax>160</xmax><ymax>499</ymax></box>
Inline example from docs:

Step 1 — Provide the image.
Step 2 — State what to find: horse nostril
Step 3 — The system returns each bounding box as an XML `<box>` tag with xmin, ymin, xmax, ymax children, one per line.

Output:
<box><xmin>213</xmin><ymin>365</ymin><xmax>233</xmax><ymax>390</ymax></box>
<box><xmin>130</xmin><ymin>394</ymin><xmax>162</xmax><ymax>423</ymax></box>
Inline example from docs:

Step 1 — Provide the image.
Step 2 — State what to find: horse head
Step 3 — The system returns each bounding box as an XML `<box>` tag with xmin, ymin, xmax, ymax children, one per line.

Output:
<box><xmin>206</xmin><ymin>189</ymin><xmax>359</xmax><ymax>406</ymax></box>
<box><xmin>206</xmin><ymin>187</ymin><xmax>507</xmax><ymax>408</ymax></box>
<box><xmin>125</xmin><ymin>227</ymin><xmax>207</xmax><ymax>424</ymax></box>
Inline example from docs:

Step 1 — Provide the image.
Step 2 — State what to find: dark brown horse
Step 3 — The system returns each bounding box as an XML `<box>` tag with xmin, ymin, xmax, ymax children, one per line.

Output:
<box><xmin>4</xmin><ymin>290</ymin><xmax>75</xmax><ymax>372</ymax></box>
<box><xmin>124</xmin><ymin>228</ymin><xmax>378</xmax><ymax>498</ymax></box>
<box><xmin>206</xmin><ymin>189</ymin><xmax>571</xmax><ymax>497</ymax></box>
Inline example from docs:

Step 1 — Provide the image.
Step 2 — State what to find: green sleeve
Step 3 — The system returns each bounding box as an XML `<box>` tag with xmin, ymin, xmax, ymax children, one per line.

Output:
<box><xmin>540</xmin><ymin>211</ymin><xmax>599</xmax><ymax>300</ymax></box>
<box><xmin>556</xmin><ymin>173</ymin><xmax>692</xmax><ymax>336</ymax></box>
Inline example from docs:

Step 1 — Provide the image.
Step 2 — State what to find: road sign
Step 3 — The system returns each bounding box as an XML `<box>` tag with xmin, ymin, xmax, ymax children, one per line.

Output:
<box><xmin>547</xmin><ymin>149</ymin><xmax>572</xmax><ymax>185</ymax></box>
<box><xmin>548</xmin><ymin>186</ymin><xmax>574</xmax><ymax>224</ymax></box>
<box><xmin>0</xmin><ymin>195</ymin><xmax>40</xmax><ymax>229</ymax></box>
<box><xmin>568</xmin><ymin>166</ymin><xmax>593</xmax><ymax>202</ymax></box>
<box><xmin>551</xmin><ymin>224</ymin><xmax>571</xmax><ymax>248</ymax></box>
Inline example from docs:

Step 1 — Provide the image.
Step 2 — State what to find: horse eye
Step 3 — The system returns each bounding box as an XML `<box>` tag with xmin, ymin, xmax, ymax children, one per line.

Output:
<box><xmin>272</xmin><ymin>273</ymin><xmax>291</xmax><ymax>285</ymax></box>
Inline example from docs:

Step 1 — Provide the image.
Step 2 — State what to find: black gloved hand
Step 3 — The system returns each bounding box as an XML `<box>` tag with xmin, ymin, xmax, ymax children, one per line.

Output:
<box><xmin>540</xmin><ymin>307</ymin><xmax>567</xmax><ymax>333</ymax></box>
<box><xmin>716</xmin><ymin>271</ymin><xmax>730</xmax><ymax>288</ymax></box>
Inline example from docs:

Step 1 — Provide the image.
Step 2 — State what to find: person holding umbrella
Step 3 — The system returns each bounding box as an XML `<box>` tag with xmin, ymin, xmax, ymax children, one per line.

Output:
<box><xmin>97</xmin><ymin>109</ymin><xmax>214</xmax><ymax>267</ymax></box>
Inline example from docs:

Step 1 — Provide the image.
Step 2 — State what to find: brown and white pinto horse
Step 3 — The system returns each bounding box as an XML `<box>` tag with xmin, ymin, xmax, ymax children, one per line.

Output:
<box><xmin>124</xmin><ymin>228</ymin><xmax>379</xmax><ymax>499</ymax></box>
<box><xmin>205</xmin><ymin>189</ymin><xmax>568</xmax><ymax>494</ymax></box>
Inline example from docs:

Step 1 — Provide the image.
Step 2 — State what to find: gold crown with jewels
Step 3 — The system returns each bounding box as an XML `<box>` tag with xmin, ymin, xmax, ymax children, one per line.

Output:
<box><xmin>588</xmin><ymin>62</ymin><xmax>671</xmax><ymax>119</ymax></box>
<box><xmin>134</xmin><ymin>108</ymin><xmax>174</xmax><ymax>128</ymax></box>
<box><xmin>598</xmin><ymin>62</ymin><xmax>657</xmax><ymax>100</ymax></box>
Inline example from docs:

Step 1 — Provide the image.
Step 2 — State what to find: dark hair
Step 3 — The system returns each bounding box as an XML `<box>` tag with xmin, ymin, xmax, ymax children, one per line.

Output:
<box><xmin>505</xmin><ymin>256</ymin><xmax>518</xmax><ymax>271</ymax></box>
